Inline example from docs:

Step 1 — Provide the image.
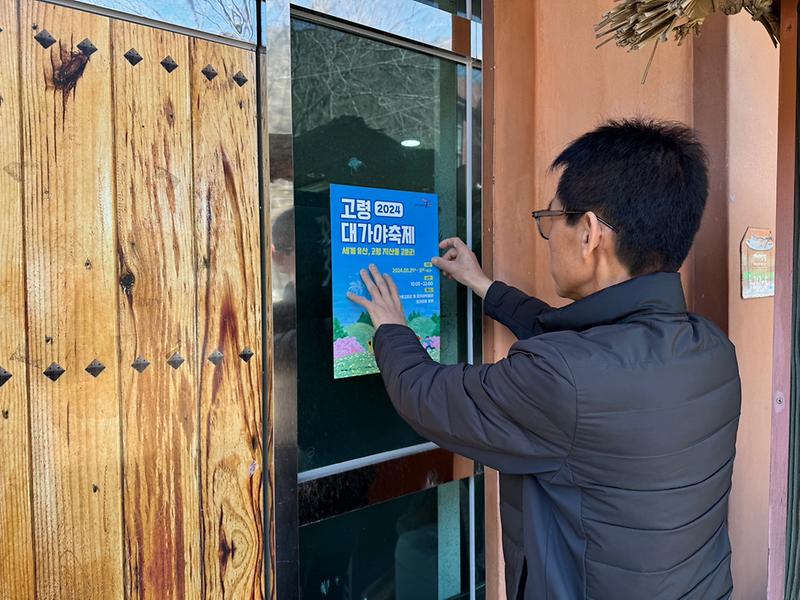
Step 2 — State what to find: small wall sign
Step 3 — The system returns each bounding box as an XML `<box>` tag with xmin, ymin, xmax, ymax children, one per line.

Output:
<box><xmin>741</xmin><ymin>227</ymin><xmax>775</xmax><ymax>299</ymax></box>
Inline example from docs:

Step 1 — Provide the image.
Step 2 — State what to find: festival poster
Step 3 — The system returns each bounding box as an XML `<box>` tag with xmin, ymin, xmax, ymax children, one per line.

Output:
<box><xmin>330</xmin><ymin>184</ymin><xmax>440</xmax><ymax>379</ymax></box>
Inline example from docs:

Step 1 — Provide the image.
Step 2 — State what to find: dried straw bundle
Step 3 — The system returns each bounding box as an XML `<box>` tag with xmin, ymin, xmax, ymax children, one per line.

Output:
<box><xmin>596</xmin><ymin>0</ymin><xmax>779</xmax><ymax>81</ymax></box>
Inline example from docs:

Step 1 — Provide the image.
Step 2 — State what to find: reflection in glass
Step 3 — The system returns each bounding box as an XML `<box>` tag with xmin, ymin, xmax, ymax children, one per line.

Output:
<box><xmin>292</xmin><ymin>0</ymin><xmax>454</xmax><ymax>50</ymax></box>
<box><xmin>300</xmin><ymin>479</ymin><xmax>478</xmax><ymax>599</ymax></box>
<box><xmin>291</xmin><ymin>19</ymin><xmax>471</xmax><ymax>471</ymax></box>
<box><xmin>87</xmin><ymin>0</ymin><xmax>255</xmax><ymax>42</ymax></box>
<box><xmin>471</xmin><ymin>67</ymin><xmax>483</xmax><ymax>364</ymax></box>
<box><xmin>410</xmin><ymin>0</ymin><xmax>480</xmax><ymax>20</ymax></box>
<box><xmin>475</xmin><ymin>473</ymin><xmax>486</xmax><ymax>598</ymax></box>
<box><xmin>411</xmin><ymin>0</ymin><xmax>465</xmax><ymax>16</ymax></box>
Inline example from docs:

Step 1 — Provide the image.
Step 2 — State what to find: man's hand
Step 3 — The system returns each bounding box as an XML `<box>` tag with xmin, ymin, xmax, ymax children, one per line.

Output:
<box><xmin>347</xmin><ymin>264</ymin><xmax>407</xmax><ymax>329</ymax></box>
<box><xmin>432</xmin><ymin>237</ymin><xmax>493</xmax><ymax>299</ymax></box>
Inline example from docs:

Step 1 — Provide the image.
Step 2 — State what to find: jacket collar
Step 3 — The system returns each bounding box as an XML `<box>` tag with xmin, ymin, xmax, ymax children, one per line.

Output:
<box><xmin>536</xmin><ymin>272</ymin><xmax>688</xmax><ymax>334</ymax></box>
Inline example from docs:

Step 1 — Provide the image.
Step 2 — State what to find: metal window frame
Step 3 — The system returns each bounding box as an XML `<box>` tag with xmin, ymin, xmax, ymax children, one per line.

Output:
<box><xmin>263</xmin><ymin>0</ymin><xmax>484</xmax><ymax>598</ymax></box>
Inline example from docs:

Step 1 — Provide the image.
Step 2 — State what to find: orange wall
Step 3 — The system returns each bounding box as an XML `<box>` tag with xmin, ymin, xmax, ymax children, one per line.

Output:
<box><xmin>725</xmin><ymin>13</ymin><xmax>779</xmax><ymax>599</ymax></box>
<box><xmin>486</xmin><ymin>3</ymin><xmax>778</xmax><ymax>599</ymax></box>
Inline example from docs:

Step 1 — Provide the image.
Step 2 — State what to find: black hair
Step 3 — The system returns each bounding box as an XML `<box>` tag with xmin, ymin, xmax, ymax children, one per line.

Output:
<box><xmin>272</xmin><ymin>207</ymin><xmax>295</xmax><ymax>253</ymax></box>
<box><xmin>550</xmin><ymin>118</ymin><xmax>708</xmax><ymax>276</ymax></box>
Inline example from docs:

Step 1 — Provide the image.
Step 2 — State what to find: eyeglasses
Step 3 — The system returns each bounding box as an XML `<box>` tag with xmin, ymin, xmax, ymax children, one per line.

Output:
<box><xmin>531</xmin><ymin>209</ymin><xmax>616</xmax><ymax>240</ymax></box>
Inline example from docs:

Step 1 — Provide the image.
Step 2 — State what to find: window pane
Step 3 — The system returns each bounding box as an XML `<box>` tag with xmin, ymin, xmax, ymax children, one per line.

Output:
<box><xmin>85</xmin><ymin>0</ymin><xmax>256</xmax><ymax>42</ymax></box>
<box><xmin>289</xmin><ymin>19</ymin><xmax>470</xmax><ymax>471</ymax></box>
<box><xmin>300</xmin><ymin>479</ymin><xmax>475</xmax><ymax>599</ymax></box>
<box><xmin>412</xmin><ymin>0</ymin><xmax>466</xmax><ymax>16</ymax></box>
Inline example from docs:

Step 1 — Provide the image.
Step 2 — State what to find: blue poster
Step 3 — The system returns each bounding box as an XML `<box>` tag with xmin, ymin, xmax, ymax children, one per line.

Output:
<box><xmin>330</xmin><ymin>184</ymin><xmax>440</xmax><ymax>379</ymax></box>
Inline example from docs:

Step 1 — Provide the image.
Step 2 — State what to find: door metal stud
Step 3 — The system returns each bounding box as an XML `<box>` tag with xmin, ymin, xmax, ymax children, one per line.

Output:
<box><xmin>167</xmin><ymin>353</ymin><xmax>185</xmax><ymax>369</ymax></box>
<box><xmin>77</xmin><ymin>38</ymin><xmax>97</xmax><ymax>57</ymax></box>
<box><xmin>232</xmin><ymin>71</ymin><xmax>248</xmax><ymax>87</ymax></box>
<box><xmin>85</xmin><ymin>359</ymin><xmax>105</xmax><ymax>378</ymax></box>
<box><xmin>131</xmin><ymin>356</ymin><xmax>150</xmax><ymax>372</ymax></box>
<box><xmin>43</xmin><ymin>362</ymin><xmax>65</xmax><ymax>381</ymax></box>
<box><xmin>124</xmin><ymin>48</ymin><xmax>143</xmax><ymax>66</ymax></box>
<box><xmin>201</xmin><ymin>64</ymin><xmax>218</xmax><ymax>81</ymax></box>
<box><xmin>0</xmin><ymin>366</ymin><xmax>11</xmax><ymax>388</ymax></box>
<box><xmin>208</xmin><ymin>350</ymin><xmax>223</xmax><ymax>366</ymax></box>
<box><xmin>239</xmin><ymin>347</ymin><xmax>254</xmax><ymax>363</ymax></box>
<box><xmin>161</xmin><ymin>56</ymin><xmax>178</xmax><ymax>73</ymax></box>
<box><xmin>34</xmin><ymin>29</ymin><xmax>56</xmax><ymax>49</ymax></box>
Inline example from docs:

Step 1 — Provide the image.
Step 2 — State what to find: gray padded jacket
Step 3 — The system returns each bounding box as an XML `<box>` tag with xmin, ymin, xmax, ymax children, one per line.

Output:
<box><xmin>374</xmin><ymin>272</ymin><xmax>741</xmax><ymax>599</ymax></box>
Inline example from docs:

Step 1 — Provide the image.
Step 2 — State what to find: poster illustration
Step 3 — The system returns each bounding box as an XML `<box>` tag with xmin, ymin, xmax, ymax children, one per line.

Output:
<box><xmin>330</xmin><ymin>184</ymin><xmax>440</xmax><ymax>379</ymax></box>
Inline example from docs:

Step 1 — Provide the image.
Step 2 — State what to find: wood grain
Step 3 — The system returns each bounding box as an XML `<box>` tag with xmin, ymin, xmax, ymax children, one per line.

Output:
<box><xmin>0</xmin><ymin>1</ymin><xmax>36</xmax><ymax>598</ymax></box>
<box><xmin>111</xmin><ymin>20</ymin><xmax>200</xmax><ymax>600</ymax></box>
<box><xmin>191</xmin><ymin>39</ymin><xmax>264</xmax><ymax>599</ymax></box>
<box><xmin>19</xmin><ymin>1</ymin><xmax>124</xmax><ymax>597</ymax></box>
<box><xmin>768</xmin><ymin>2</ymin><xmax>798</xmax><ymax>598</ymax></box>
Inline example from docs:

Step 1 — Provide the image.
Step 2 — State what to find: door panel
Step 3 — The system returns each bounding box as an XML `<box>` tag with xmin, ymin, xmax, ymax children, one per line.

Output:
<box><xmin>111</xmin><ymin>19</ymin><xmax>200</xmax><ymax>599</ymax></box>
<box><xmin>0</xmin><ymin>2</ymin><xmax>265</xmax><ymax>598</ymax></box>
<box><xmin>191</xmin><ymin>38</ymin><xmax>263</xmax><ymax>599</ymax></box>
<box><xmin>0</xmin><ymin>0</ymin><xmax>35</xmax><ymax>598</ymax></box>
<box><xmin>20</xmin><ymin>2</ymin><xmax>125</xmax><ymax>597</ymax></box>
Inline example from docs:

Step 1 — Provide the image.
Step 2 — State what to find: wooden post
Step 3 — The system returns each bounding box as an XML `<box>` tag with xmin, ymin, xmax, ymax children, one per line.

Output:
<box><xmin>768</xmin><ymin>1</ymin><xmax>798</xmax><ymax>598</ymax></box>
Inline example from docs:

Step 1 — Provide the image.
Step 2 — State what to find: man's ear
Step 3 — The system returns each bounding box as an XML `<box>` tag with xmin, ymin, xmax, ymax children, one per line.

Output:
<box><xmin>581</xmin><ymin>212</ymin><xmax>603</xmax><ymax>256</ymax></box>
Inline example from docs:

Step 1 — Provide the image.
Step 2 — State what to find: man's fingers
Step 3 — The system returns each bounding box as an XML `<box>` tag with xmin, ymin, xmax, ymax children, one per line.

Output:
<box><xmin>384</xmin><ymin>273</ymin><xmax>403</xmax><ymax>308</ymax></box>
<box><xmin>359</xmin><ymin>268</ymin><xmax>379</xmax><ymax>299</ymax></box>
<box><xmin>347</xmin><ymin>291</ymin><xmax>370</xmax><ymax>309</ymax></box>
<box><xmin>443</xmin><ymin>248</ymin><xmax>458</xmax><ymax>261</ymax></box>
<box><xmin>439</xmin><ymin>237</ymin><xmax>462</xmax><ymax>250</ymax></box>
<box><xmin>368</xmin><ymin>264</ymin><xmax>390</xmax><ymax>297</ymax></box>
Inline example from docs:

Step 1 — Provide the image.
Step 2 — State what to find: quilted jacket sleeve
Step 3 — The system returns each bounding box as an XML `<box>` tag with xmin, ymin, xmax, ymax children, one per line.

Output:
<box><xmin>374</xmin><ymin>323</ymin><xmax>577</xmax><ymax>475</ymax></box>
<box><xmin>483</xmin><ymin>281</ymin><xmax>552</xmax><ymax>340</ymax></box>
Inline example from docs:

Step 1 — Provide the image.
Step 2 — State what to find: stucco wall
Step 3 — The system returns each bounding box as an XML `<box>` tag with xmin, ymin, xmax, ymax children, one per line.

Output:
<box><xmin>725</xmin><ymin>12</ymin><xmax>779</xmax><ymax>600</ymax></box>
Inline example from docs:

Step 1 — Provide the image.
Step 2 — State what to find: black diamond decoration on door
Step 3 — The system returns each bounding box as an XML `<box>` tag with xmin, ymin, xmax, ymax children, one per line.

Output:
<box><xmin>124</xmin><ymin>48</ymin><xmax>143</xmax><ymax>66</ymax></box>
<box><xmin>0</xmin><ymin>366</ymin><xmax>12</xmax><ymax>388</ymax></box>
<box><xmin>43</xmin><ymin>362</ymin><xmax>65</xmax><ymax>382</ymax></box>
<box><xmin>34</xmin><ymin>29</ymin><xmax>56</xmax><ymax>49</ymax></box>
<box><xmin>232</xmin><ymin>71</ymin><xmax>248</xmax><ymax>87</ymax></box>
<box><xmin>239</xmin><ymin>347</ymin><xmax>254</xmax><ymax>363</ymax></box>
<box><xmin>208</xmin><ymin>350</ymin><xmax>223</xmax><ymax>366</ymax></box>
<box><xmin>85</xmin><ymin>359</ymin><xmax>105</xmax><ymax>378</ymax></box>
<box><xmin>201</xmin><ymin>64</ymin><xmax>218</xmax><ymax>81</ymax></box>
<box><xmin>167</xmin><ymin>353</ymin><xmax>185</xmax><ymax>369</ymax></box>
<box><xmin>77</xmin><ymin>38</ymin><xmax>97</xmax><ymax>57</ymax></box>
<box><xmin>160</xmin><ymin>55</ymin><xmax>178</xmax><ymax>73</ymax></box>
<box><xmin>131</xmin><ymin>356</ymin><xmax>150</xmax><ymax>373</ymax></box>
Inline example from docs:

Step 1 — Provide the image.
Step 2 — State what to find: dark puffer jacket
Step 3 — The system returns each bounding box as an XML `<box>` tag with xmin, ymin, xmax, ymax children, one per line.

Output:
<box><xmin>374</xmin><ymin>272</ymin><xmax>741</xmax><ymax>599</ymax></box>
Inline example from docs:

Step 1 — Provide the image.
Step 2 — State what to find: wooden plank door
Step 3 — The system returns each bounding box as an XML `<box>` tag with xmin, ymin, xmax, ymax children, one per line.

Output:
<box><xmin>191</xmin><ymin>38</ymin><xmax>263</xmax><ymax>599</ymax></box>
<box><xmin>20</xmin><ymin>1</ymin><xmax>125</xmax><ymax>597</ymax></box>
<box><xmin>111</xmin><ymin>18</ymin><xmax>201</xmax><ymax>600</ymax></box>
<box><xmin>0</xmin><ymin>1</ymin><xmax>35</xmax><ymax>597</ymax></box>
<box><xmin>0</xmin><ymin>1</ymin><xmax>266</xmax><ymax>597</ymax></box>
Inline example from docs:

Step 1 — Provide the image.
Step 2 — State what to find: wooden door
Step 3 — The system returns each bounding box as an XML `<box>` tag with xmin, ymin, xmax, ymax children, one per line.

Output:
<box><xmin>0</xmin><ymin>1</ymin><xmax>264</xmax><ymax>598</ymax></box>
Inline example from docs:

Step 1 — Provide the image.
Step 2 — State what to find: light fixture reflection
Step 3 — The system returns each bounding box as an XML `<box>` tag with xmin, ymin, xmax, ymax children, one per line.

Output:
<box><xmin>401</xmin><ymin>139</ymin><xmax>421</xmax><ymax>148</ymax></box>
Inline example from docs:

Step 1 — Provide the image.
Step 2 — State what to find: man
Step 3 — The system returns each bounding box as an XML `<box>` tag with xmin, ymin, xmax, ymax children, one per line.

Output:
<box><xmin>348</xmin><ymin>119</ymin><xmax>741</xmax><ymax>599</ymax></box>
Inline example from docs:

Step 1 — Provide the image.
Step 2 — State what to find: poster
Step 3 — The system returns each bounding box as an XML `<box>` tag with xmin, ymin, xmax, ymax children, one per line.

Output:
<box><xmin>330</xmin><ymin>184</ymin><xmax>440</xmax><ymax>379</ymax></box>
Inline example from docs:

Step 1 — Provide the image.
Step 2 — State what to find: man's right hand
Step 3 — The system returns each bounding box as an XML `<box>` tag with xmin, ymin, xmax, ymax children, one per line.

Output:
<box><xmin>432</xmin><ymin>237</ymin><xmax>493</xmax><ymax>299</ymax></box>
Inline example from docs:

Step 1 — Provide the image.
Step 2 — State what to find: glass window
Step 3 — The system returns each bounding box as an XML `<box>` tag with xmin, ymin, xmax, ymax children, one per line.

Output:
<box><xmin>86</xmin><ymin>0</ymin><xmax>256</xmax><ymax>42</ymax></box>
<box><xmin>289</xmin><ymin>19</ymin><xmax>471</xmax><ymax>471</ymax></box>
<box><xmin>300</xmin><ymin>478</ymin><xmax>477</xmax><ymax>599</ymax></box>
<box><xmin>411</xmin><ymin>0</ymin><xmax>481</xmax><ymax>20</ymax></box>
<box><xmin>412</xmin><ymin>0</ymin><xmax>464</xmax><ymax>16</ymax></box>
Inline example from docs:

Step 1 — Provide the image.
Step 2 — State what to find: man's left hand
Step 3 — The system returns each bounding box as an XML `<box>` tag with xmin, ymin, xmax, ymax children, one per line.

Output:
<box><xmin>347</xmin><ymin>264</ymin><xmax>407</xmax><ymax>329</ymax></box>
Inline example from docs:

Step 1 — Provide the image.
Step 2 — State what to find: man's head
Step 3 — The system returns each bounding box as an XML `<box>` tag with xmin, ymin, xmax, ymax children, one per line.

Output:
<box><xmin>540</xmin><ymin>118</ymin><xmax>708</xmax><ymax>300</ymax></box>
<box><xmin>272</xmin><ymin>208</ymin><xmax>296</xmax><ymax>277</ymax></box>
